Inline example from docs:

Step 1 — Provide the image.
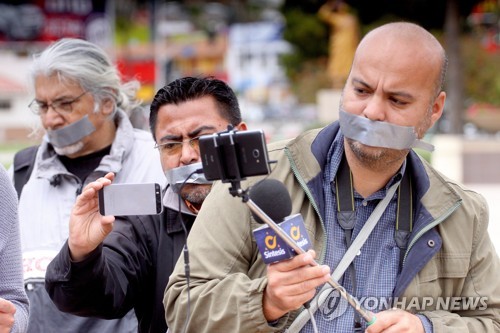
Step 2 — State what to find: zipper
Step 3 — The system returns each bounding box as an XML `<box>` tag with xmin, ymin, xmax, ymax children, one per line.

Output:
<box><xmin>285</xmin><ymin>148</ymin><xmax>328</xmax><ymax>264</ymax></box>
<box><xmin>403</xmin><ymin>200</ymin><xmax>462</xmax><ymax>265</ymax></box>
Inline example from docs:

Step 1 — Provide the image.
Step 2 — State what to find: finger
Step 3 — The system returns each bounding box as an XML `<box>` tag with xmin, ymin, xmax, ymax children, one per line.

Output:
<box><xmin>104</xmin><ymin>172</ymin><xmax>115</xmax><ymax>182</ymax></box>
<box><xmin>85</xmin><ymin>176</ymin><xmax>113</xmax><ymax>192</ymax></box>
<box><xmin>0</xmin><ymin>299</ymin><xmax>15</xmax><ymax>314</ymax></box>
<box><xmin>74</xmin><ymin>183</ymin><xmax>106</xmax><ymax>210</ymax></box>
<box><xmin>263</xmin><ymin>280</ymin><xmax>317</xmax><ymax>319</ymax></box>
<box><xmin>288</xmin><ymin>268</ymin><xmax>331</xmax><ymax>297</ymax></box>
<box><xmin>73</xmin><ymin>176</ymin><xmax>115</xmax><ymax>214</ymax></box>
<box><xmin>96</xmin><ymin>176</ymin><xmax>113</xmax><ymax>188</ymax></box>
<box><xmin>272</xmin><ymin>287</ymin><xmax>317</xmax><ymax>311</ymax></box>
<box><xmin>79</xmin><ymin>186</ymin><xmax>98</xmax><ymax>202</ymax></box>
<box><xmin>273</xmin><ymin>266</ymin><xmax>330</xmax><ymax>294</ymax></box>
<box><xmin>100</xmin><ymin>215</ymin><xmax>115</xmax><ymax>225</ymax></box>
<box><xmin>306</xmin><ymin>249</ymin><xmax>317</xmax><ymax>259</ymax></box>
<box><xmin>269</xmin><ymin>250</ymin><xmax>317</xmax><ymax>273</ymax></box>
<box><xmin>264</xmin><ymin>267</ymin><xmax>330</xmax><ymax>316</ymax></box>
<box><xmin>72</xmin><ymin>187</ymin><xmax>99</xmax><ymax>215</ymax></box>
<box><xmin>365</xmin><ymin>309</ymin><xmax>414</xmax><ymax>333</ymax></box>
<box><xmin>266</xmin><ymin>264</ymin><xmax>330</xmax><ymax>309</ymax></box>
<box><xmin>0</xmin><ymin>313</ymin><xmax>15</xmax><ymax>332</ymax></box>
<box><xmin>270</xmin><ymin>263</ymin><xmax>330</xmax><ymax>286</ymax></box>
<box><xmin>365</xmin><ymin>311</ymin><xmax>396</xmax><ymax>332</ymax></box>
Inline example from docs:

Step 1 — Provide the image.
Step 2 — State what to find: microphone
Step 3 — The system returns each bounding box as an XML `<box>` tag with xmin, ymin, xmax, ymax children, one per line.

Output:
<box><xmin>246</xmin><ymin>179</ymin><xmax>376</xmax><ymax>326</ymax></box>
<box><xmin>249</xmin><ymin>179</ymin><xmax>312</xmax><ymax>264</ymax></box>
<box><xmin>249</xmin><ymin>179</ymin><xmax>292</xmax><ymax>224</ymax></box>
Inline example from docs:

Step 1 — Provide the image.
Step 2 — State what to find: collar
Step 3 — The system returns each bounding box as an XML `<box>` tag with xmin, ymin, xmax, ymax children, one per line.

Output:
<box><xmin>36</xmin><ymin>109</ymin><xmax>132</xmax><ymax>180</ymax></box>
<box><xmin>162</xmin><ymin>185</ymin><xmax>197</xmax><ymax>216</ymax></box>
<box><xmin>327</xmin><ymin>132</ymin><xmax>407</xmax><ymax>200</ymax></box>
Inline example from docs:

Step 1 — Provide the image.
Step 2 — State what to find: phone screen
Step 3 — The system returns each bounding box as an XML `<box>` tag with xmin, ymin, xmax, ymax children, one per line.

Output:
<box><xmin>98</xmin><ymin>183</ymin><xmax>163</xmax><ymax>216</ymax></box>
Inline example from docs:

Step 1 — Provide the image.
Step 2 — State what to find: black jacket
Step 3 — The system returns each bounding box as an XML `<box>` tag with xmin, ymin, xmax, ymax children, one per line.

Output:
<box><xmin>45</xmin><ymin>206</ymin><xmax>195</xmax><ymax>333</ymax></box>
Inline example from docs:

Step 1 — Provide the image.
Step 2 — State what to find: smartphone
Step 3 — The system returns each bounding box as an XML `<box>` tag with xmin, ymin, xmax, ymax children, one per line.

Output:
<box><xmin>199</xmin><ymin>129</ymin><xmax>271</xmax><ymax>181</ymax></box>
<box><xmin>98</xmin><ymin>183</ymin><xmax>163</xmax><ymax>216</ymax></box>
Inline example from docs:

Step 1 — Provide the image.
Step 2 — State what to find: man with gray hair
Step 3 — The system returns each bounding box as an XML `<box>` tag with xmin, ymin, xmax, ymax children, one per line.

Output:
<box><xmin>11</xmin><ymin>38</ymin><xmax>164</xmax><ymax>332</ymax></box>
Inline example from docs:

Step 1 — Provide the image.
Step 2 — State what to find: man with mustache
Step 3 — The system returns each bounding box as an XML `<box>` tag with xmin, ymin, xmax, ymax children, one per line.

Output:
<box><xmin>165</xmin><ymin>22</ymin><xmax>500</xmax><ymax>333</ymax></box>
<box><xmin>44</xmin><ymin>76</ymin><xmax>247</xmax><ymax>333</ymax></box>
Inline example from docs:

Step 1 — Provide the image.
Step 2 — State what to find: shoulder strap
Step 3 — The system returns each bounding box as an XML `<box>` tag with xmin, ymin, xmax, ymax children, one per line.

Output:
<box><xmin>287</xmin><ymin>179</ymin><xmax>403</xmax><ymax>333</ymax></box>
<box><xmin>395</xmin><ymin>162</ymin><xmax>413</xmax><ymax>270</ymax></box>
<box><xmin>288</xmin><ymin>157</ymin><xmax>414</xmax><ymax>333</ymax></box>
<box><xmin>13</xmin><ymin>145</ymin><xmax>39</xmax><ymax>199</ymax></box>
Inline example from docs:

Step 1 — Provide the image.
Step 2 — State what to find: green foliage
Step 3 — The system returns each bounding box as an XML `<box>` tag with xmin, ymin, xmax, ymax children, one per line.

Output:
<box><xmin>283</xmin><ymin>57</ymin><xmax>332</xmax><ymax>103</ymax></box>
<box><xmin>115</xmin><ymin>16</ymin><xmax>150</xmax><ymax>46</ymax></box>
<box><xmin>282</xmin><ymin>9</ymin><xmax>328</xmax><ymax>75</ymax></box>
<box><xmin>283</xmin><ymin>9</ymin><xmax>328</xmax><ymax>57</ymax></box>
<box><xmin>280</xmin><ymin>8</ymin><xmax>331</xmax><ymax>101</ymax></box>
<box><xmin>462</xmin><ymin>35</ymin><xmax>500</xmax><ymax>105</ymax></box>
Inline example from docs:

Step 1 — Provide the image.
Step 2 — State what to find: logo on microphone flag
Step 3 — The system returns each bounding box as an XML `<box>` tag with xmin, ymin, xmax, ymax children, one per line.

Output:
<box><xmin>253</xmin><ymin>214</ymin><xmax>312</xmax><ymax>264</ymax></box>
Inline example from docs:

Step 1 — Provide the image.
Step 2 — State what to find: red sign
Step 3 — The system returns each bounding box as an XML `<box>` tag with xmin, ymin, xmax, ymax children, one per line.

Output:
<box><xmin>0</xmin><ymin>0</ymin><xmax>110</xmax><ymax>45</ymax></box>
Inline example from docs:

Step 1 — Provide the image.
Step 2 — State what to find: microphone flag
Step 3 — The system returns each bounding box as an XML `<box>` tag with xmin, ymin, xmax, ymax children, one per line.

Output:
<box><xmin>253</xmin><ymin>213</ymin><xmax>312</xmax><ymax>264</ymax></box>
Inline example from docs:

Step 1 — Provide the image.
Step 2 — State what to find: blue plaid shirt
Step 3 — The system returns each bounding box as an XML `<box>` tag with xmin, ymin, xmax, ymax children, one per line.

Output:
<box><xmin>300</xmin><ymin>132</ymin><xmax>433</xmax><ymax>332</ymax></box>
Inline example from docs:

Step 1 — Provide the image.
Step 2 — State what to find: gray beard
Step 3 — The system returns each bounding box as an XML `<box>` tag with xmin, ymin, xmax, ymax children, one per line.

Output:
<box><xmin>181</xmin><ymin>184</ymin><xmax>212</xmax><ymax>205</ymax></box>
<box><xmin>346</xmin><ymin>138</ymin><xmax>408</xmax><ymax>171</ymax></box>
<box><xmin>53</xmin><ymin>141</ymin><xmax>84</xmax><ymax>156</ymax></box>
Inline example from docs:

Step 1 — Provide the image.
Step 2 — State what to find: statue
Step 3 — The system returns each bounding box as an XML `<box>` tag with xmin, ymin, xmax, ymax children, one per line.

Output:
<box><xmin>318</xmin><ymin>0</ymin><xmax>360</xmax><ymax>89</ymax></box>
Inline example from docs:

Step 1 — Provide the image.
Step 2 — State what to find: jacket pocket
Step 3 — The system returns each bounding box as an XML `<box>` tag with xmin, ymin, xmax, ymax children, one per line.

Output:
<box><xmin>418</xmin><ymin>253</ymin><xmax>470</xmax><ymax>298</ymax></box>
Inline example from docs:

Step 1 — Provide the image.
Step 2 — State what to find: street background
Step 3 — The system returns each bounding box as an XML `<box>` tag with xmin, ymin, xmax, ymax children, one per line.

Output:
<box><xmin>0</xmin><ymin>0</ymin><xmax>499</xmax><ymax>250</ymax></box>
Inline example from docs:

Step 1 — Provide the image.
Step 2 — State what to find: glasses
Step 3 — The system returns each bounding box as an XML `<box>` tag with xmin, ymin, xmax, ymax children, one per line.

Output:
<box><xmin>28</xmin><ymin>91</ymin><xmax>88</xmax><ymax>115</ymax></box>
<box><xmin>155</xmin><ymin>135</ymin><xmax>204</xmax><ymax>156</ymax></box>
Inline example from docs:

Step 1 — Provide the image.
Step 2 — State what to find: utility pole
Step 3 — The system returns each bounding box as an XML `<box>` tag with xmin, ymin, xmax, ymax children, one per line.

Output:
<box><xmin>444</xmin><ymin>0</ymin><xmax>465</xmax><ymax>134</ymax></box>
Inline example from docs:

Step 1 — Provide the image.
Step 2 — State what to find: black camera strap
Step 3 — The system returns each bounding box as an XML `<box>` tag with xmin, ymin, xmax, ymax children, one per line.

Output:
<box><xmin>334</xmin><ymin>154</ymin><xmax>363</xmax><ymax>330</ymax></box>
<box><xmin>333</xmin><ymin>154</ymin><xmax>412</xmax><ymax>331</ymax></box>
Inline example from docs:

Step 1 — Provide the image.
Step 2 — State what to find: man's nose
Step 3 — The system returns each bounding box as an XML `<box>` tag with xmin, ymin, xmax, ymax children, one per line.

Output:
<box><xmin>42</xmin><ymin>106</ymin><xmax>65</xmax><ymax>129</ymax></box>
<box><xmin>362</xmin><ymin>96</ymin><xmax>387</xmax><ymax>122</ymax></box>
<box><xmin>179</xmin><ymin>140</ymin><xmax>199</xmax><ymax>165</ymax></box>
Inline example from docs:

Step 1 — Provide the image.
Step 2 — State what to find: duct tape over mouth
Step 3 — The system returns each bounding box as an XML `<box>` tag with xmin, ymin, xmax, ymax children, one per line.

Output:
<box><xmin>165</xmin><ymin>162</ymin><xmax>212</xmax><ymax>193</ymax></box>
<box><xmin>47</xmin><ymin>115</ymin><xmax>96</xmax><ymax>148</ymax></box>
<box><xmin>339</xmin><ymin>110</ymin><xmax>434</xmax><ymax>152</ymax></box>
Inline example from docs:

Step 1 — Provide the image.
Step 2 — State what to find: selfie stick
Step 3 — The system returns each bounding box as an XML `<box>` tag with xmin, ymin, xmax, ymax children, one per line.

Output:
<box><xmin>205</xmin><ymin>126</ymin><xmax>375</xmax><ymax>325</ymax></box>
<box><xmin>229</xmin><ymin>185</ymin><xmax>376</xmax><ymax>326</ymax></box>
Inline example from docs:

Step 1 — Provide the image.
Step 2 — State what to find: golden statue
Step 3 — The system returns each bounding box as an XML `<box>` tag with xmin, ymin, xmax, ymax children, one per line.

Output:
<box><xmin>318</xmin><ymin>0</ymin><xmax>360</xmax><ymax>89</ymax></box>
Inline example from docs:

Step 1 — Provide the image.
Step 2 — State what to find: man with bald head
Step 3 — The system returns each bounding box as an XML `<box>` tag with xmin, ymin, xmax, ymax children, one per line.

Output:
<box><xmin>164</xmin><ymin>22</ymin><xmax>500</xmax><ymax>332</ymax></box>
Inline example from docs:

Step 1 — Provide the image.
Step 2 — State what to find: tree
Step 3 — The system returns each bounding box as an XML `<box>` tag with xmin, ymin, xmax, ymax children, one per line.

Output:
<box><xmin>281</xmin><ymin>0</ymin><xmax>483</xmax><ymax>133</ymax></box>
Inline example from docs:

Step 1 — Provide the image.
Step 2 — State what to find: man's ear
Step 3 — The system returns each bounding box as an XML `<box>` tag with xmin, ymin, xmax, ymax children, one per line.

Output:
<box><xmin>430</xmin><ymin>91</ymin><xmax>446</xmax><ymax>128</ymax></box>
<box><xmin>100</xmin><ymin>98</ymin><xmax>115</xmax><ymax>116</ymax></box>
<box><xmin>235</xmin><ymin>122</ymin><xmax>248</xmax><ymax>131</ymax></box>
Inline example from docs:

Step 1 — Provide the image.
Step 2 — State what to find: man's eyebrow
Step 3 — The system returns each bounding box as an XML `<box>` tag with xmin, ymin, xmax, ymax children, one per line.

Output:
<box><xmin>352</xmin><ymin>78</ymin><xmax>371</xmax><ymax>90</ymax></box>
<box><xmin>35</xmin><ymin>95</ymin><xmax>74</xmax><ymax>103</ymax></box>
<box><xmin>352</xmin><ymin>78</ymin><xmax>415</xmax><ymax>100</ymax></box>
<box><xmin>158</xmin><ymin>125</ymin><xmax>219</xmax><ymax>142</ymax></box>
<box><xmin>387</xmin><ymin>90</ymin><xmax>415</xmax><ymax>101</ymax></box>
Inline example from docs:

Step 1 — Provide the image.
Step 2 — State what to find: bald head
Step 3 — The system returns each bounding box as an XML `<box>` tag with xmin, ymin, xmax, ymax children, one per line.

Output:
<box><xmin>354</xmin><ymin>22</ymin><xmax>447</xmax><ymax>96</ymax></box>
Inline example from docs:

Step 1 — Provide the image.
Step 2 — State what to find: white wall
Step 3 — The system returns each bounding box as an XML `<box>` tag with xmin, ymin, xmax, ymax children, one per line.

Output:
<box><xmin>0</xmin><ymin>53</ymin><xmax>38</xmax><ymax>131</ymax></box>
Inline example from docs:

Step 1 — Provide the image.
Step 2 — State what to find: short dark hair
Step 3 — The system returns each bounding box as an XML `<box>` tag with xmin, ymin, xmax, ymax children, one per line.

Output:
<box><xmin>149</xmin><ymin>77</ymin><xmax>242</xmax><ymax>141</ymax></box>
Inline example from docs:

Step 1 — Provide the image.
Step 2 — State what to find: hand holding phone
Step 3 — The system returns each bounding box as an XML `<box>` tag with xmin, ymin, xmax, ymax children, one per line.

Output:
<box><xmin>98</xmin><ymin>183</ymin><xmax>163</xmax><ymax>216</ymax></box>
<box><xmin>69</xmin><ymin>173</ymin><xmax>117</xmax><ymax>261</ymax></box>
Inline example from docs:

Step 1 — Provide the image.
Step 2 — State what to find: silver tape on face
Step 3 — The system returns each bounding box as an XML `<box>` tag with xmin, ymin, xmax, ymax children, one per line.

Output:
<box><xmin>339</xmin><ymin>110</ymin><xmax>434</xmax><ymax>151</ymax></box>
<box><xmin>47</xmin><ymin>115</ymin><xmax>96</xmax><ymax>148</ymax></box>
<box><xmin>165</xmin><ymin>162</ymin><xmax>212</xmax><ymax>193</ymax></box>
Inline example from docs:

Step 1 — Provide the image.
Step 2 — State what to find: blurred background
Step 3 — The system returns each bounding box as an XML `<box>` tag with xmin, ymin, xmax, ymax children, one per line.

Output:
<box><xmin>0</xmin><ymin>0</ymin><xmax>499</xmax><ymax>247</ymax></box>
